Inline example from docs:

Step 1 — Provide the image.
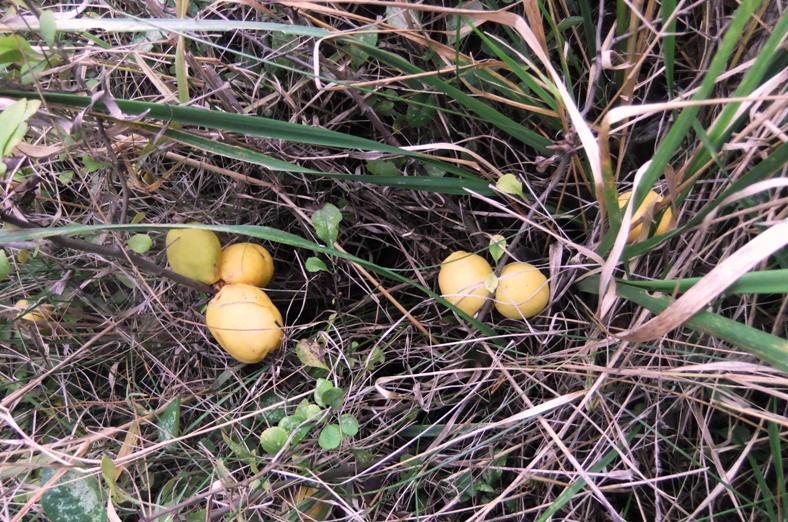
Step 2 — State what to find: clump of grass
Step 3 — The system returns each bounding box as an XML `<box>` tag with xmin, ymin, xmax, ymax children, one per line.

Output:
<box><xmin>0</xmin><ymin>0</ymin><xmax>786</xmax><ymax>520</ymax></box>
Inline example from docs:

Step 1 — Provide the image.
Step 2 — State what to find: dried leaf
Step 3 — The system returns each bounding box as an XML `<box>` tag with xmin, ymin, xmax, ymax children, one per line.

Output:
<box><xmin>295</xmin><ymin>338</ymin><xmax>329</xmax><ymax>370</ymax></box>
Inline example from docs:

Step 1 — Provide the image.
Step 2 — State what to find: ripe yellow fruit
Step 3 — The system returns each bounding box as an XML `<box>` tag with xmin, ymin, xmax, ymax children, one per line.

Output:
<box><xmin>438</xmin><ymin>251</ymin><xmax>493</xmax><ymax>316</ymax></box>
<box><xmin>206</xmin><ymin>283</ymin><xmax>283</xmax><ymax>363</ymax></box>
<box><xmin>219</xmin><ymin>243</ymin><xmax>274</xmax><ymax>287</ymax></box>
<box><xmin>494</xmin><ymin>262</ymin><xmax>549</xmax><ymax>319</ymax></box>
<box><xmin>617</xmin><ymin>190</ymin><xmax>673</xmax><ymax>243</ymax></box>
<box><xmin>14</xmin><ymin>299</ymin><xmax>53</xmax><ymax>323</ymax></box>
<box><xmin>166</xmin><ymin>228</ymin><xmax>222</xmax><ymax>284</ymax></box>
<box><xmin>654</xmin><ymin>205</ymin><xmax>673</xmax><ymax>237</ymax></box>
<box><xmin>214</xmin><ymin>282</ymin><xmax>283</xmax><ymax>325</ymax></box>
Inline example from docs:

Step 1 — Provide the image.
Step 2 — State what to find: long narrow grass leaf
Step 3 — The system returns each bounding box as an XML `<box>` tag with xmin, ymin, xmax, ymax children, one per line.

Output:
<box><xmin>3</xmin><ymin>88</ymin><xmax>490</xmax><ymax>187</ymax></box>
<box><xmin>149</xmin><ymin>126</ymin><xmax>493</xmax><ymax>195</ymax></box>
<box><xmin>633</xmin><ymin>0</ymin><xmax>761</xmax><ymax>205</ymax></box>
<box><xmin>661</xmin><ymin>0</ymin><xmax>677</xmax><ymax>96</ymax></box>
<box><xmin>578</xmin><ymin>276</ymin><xmax>788</xmax><ymax>372</ymax></box>
<box><xmin>742</xmin><ymin>444</ymin><xmax>778</xmax><ymax>521</ymax></box>
<box><xmin>769</xmin><ymin>416</ymin><xmax>787</xmax><ymax>517</ymax></box>
<box><xmin>0</xmin><ymin>223</ymin><xmax>502</xmax><ymax>341</ymax></box>
<box><xmin>619</xmin><ymin>269</ymin><xmax>788</xmax><ymax>295</ymax></box>
<box><xmin>0</xmin><ymin>89</ymin><xmax>408</xmax><ymax>154</ymax></box>
<box><xmin>475</xmin><ymin>28</ymin><xmax>558</xmax><ymax>112</ymax></box>
<box><xmin>684</xmin><ymin>10</ymin><xmax>788</xmax><ymax>179</ymax></box>
<box><xmin>578</xmin><ymin>0</ymin><xmax>596</xmax><ymax>59</ymax></box>
<box><xmin>357</xmin><ymin>43</ymin><xmax>552</xmax><ymax>153</ymax></box>
<box><xmin>0</xmin><ymin>17</ymin><xmax>330</xmax><ymax>36</ymax></box>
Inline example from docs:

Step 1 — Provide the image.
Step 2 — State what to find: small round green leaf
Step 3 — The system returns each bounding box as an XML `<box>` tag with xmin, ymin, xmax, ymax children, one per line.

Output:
<box><xmin>292</xmin><ymin>425</ymin><xmax>313</xmax><ymax>444</ymax></box>
<box><xmin>311</xmin><ymin>203</ymin><xmax>342</xmax><ymax>246</ymax></box>
<box><xmin>260</xmin><ymin>427</ymin><xmax>288</xmax><ymax>454</ymax></box>
<box><xmin>322</xmin><ymin>388</ymin><xmax>345</xmax><ymax>410</ymax></box>
<box><xmin>0</xmin><ymin>249</ymin><xmax>11</xmax><ymax>280</ymax></box>
<box><xmin>488</xmin><ymin>234</ymin><xmax>506</xmax><ymax>263</ymax></box>
<box><xmin>296</xmin><ymin>400</ymin><xmax>322</xmax><ymax>420</ymax></box>
<box><xmin>496</xmin><ymin>174</ymin><xmax>524</xmax><ymax>198</ymax></box>
<box><xmin>339</xmin><ymin>414</ymin><xmax>359</xmax><ymax>437</ymax></box>
<box><xmin>81</xmin><ymin>155</ymin><xmax>107</xmax><ymax>173</ymax></box>
<box><xmin>295</xmin><ymin>399</ymin><xmax>312</xmax><ymax>418</ymax></box>
<box><xmin>58</xmin><ymin>170</ymin><xmax>74</xmax><ymax>185</ymax></box>
<box><xmin>305</xmin><ymin>256</ymin><xmax>329</xmax><ymax>273</ymax></box>
<box><xmin>318</xmin><ymin>424</ymin><xmax>342</xmax><ymax>450</ymax></box>
<box><xmin>365</xmin><ymin>346</ymin><xmax>385</xmax><ymax>370</ymax></box>
<box><xmin>483</xmin><ymin>273</ymin><xmax>499</xmax><ymax>293</ymax></box>
<box><xmin>278</xmin><ymin>415</ymin><xmax>312</xmax><ymax>444</ymax></box>
<box><xmin>127</xmin><ymin>233</ymin><xmax>153</xmax><ymax>254</ymax></box>
<box><xmin>366</xmin><ymin>159</ymin><xmax>400</xmax><ymax>176</ymax></box>
<box><xmin>314</xmin><ymin>378</ymin><xmax>333</xmax><ymax>407</ymax></box>
<box><xmin>278</xmin><ymin>415</ymin><xmax>305</xmax><ymax>433</ymax></box>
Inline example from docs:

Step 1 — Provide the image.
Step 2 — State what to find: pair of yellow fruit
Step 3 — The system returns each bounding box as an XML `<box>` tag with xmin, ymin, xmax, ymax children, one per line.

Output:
<box><xmin>165</xmin><ymin>228</ymin><xmax>282</xmax><ymax>364</ymax></box>
<box><xmin>438</xmin><ymin>251</ymin><xmax>549</xmax><ymax>319</ymax></box>
<box><xmin>165</xmin><ymin>228</ymin><xmax>274</xmax><ymax>286</ymax></box>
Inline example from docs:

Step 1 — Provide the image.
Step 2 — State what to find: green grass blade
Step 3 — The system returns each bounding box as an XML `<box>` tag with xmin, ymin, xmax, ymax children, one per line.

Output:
<box><xmin>357</xmin><ymin>44</ymin><xmax>553</xmax><ymax>153</ymax></box>
<box><xmin>578</xmin><ymin>0</ymin><xmax>596</xmax><ymax>59</ymax></box>
<box><xmin>578</xmin><ymin>277</ymin><xmax>788</xmax><ymax>372</ymax></box>
<box><xmin>619</xmin><ymin>269</ymin><xmax>788</xmax><ymax>295</ymax></box>
<box><xmin>691</xmin><ymin>119</ymin><xmax>723</xmax><ymax>169</ymax></box>
<box><xmin>149</xmin><ymin>126</ymin><xmax>493</xmax><ymax>195</ymax></box>
<box><xmin>661</xmin><ymin>0</ymin><xmax>677</xmax><ymax>96</ymax></box>
<box><xmin>0</xmin><ymin>223</ymin><xmax>502</xmax><ymax>342</ymax></box>
<box><xmin>633</xmin><ymin>0</ymin><xmax>761</xmax><ymax>195</ymax></box>
<box><xmin>683</xmin><ymin>10</ymin><xmax>788</xmax><ymax>180</ymax></box>
<box><xmin>537</xmin><ymin>0</ymin><xmax>573</xmax><ymax>88</ymax></box>
<box><xmin>0</xmin><ymin>17</ymin><xmax>330</xmax><ymax>36</ymax></box>
<box><xmin>615</xmin><ymin>0</ymin><xmax>628</xmax><ymax>37</ymax></box>
<box><xmin>600</xmin><ymin>0</ymin><xmax>764</xmax><ymax>255</ymax></box>
<box><xmin>4</xmin><ymin>17</ymin><xmax>555</xmax><ymax>153</ymax></box>
<box><xmin>0</xmin><ymin>89</ymin><xmax>408</xmax><ymax>154</ymax></box>
<box><xmin>769</xmin><ymin>416</ymin><xmax>787</xmax><ymax>518</ymax></box>
<box><xmin>743</xmin><ymin>444</ymin><xmax>778</xmax><ymax>521</ymax></box>
<box><xmin>474</xmin><ymin>28</ymin><xmax>558</xmax><ymax>112</ymax></box>
<box><xmin>3</xmin><ymin>89</ymin><xmax>491</xmax><ymax>188</ymax></box>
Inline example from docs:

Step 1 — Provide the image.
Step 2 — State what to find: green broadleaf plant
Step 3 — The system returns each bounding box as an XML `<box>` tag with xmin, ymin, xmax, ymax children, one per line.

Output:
<box><xmin>311</xmin><ymin>203</ymin><xmax>343</xmax><ymax>246</ymax></box>
<box><xmin>305</xmin><ymin>257</ymin><xmax>329</xmax><ymax>273</ymax></box>
<box><xmin>318</xmin><ymin>424</ymin><xmax>342</xmax><ymax>450</ymax></box>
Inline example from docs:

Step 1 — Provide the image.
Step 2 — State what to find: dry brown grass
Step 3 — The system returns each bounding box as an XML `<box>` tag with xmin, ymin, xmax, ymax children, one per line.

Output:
<box><xmin>0</xmin><ymin>0</ymin><xmax>786</xmax><ymax>520</ymax></box>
